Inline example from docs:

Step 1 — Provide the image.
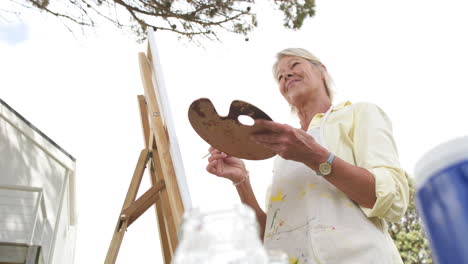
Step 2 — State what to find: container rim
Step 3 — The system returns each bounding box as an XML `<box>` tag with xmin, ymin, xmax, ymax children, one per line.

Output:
<box><xmin>414</xmin><ymin>136</ymin><xmax>468</xmax><ymax>189</ymax></box>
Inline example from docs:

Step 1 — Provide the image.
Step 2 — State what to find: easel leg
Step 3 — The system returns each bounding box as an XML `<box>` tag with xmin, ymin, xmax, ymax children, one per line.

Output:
<box><xmin>139</xmin><ymin>95</ymin><xmax>174</xmax><ymax>263</ymax></box>
<box><xmin>150</xmin><ymin>147</ymin><xmax>179</xmax><ymax>261</ymax></box>
<box><xmin>149</xmin><ymin>162</ymin><xmax>172</xmax><ymax>263</ymax></box>
<box><xmin>107</xmin><ymin>54</ymin><xmax>187</xmax><ymax>262</ymax></box>
<box><xmin>105</xmin><ymin>149</ymin><xmax>149</xmax><ymax>264</ymax></box>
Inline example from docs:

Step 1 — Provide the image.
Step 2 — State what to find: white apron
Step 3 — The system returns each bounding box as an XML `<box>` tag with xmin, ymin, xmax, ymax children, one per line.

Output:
<box><xmin>263</xmin><ymin>107</ymin><xmax>393</xmax><ymax>264</ymax></box>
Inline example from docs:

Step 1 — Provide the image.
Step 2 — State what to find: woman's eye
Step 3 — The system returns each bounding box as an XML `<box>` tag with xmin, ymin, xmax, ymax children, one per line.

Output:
<box><xmin>278</xmin><ymin>75</ymin><xmax>283</xmax><ymax>81</ymax></box>
<box><xmin>292</xmin><ymin>62</ymin><xmax>299</xmax><ymax>68</ymax></box>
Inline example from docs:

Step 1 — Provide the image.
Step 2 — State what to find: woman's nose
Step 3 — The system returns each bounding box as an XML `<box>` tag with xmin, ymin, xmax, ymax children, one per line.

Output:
<box><xmin>285</xmin><ymin>73</ymin><xmax>293</xmax><ymax>79</ymax></box>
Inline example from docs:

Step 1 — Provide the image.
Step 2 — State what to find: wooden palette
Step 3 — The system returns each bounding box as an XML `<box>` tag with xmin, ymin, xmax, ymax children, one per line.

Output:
<box><xmin>188</xmin><ymin>98</ymin><xmax>276</xmax><ymax>160</ymax></box>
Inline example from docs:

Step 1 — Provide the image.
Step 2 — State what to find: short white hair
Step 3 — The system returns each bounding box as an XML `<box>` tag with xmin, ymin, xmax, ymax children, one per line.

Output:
<box><xmin>273</xmin><ymin>48</ymin><xmax>334</xmax><ymax>102</ymax></box>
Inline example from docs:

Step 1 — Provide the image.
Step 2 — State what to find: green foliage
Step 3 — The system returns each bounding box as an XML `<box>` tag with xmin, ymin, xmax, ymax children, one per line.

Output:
<box><xmin>275</xmin><ymin>0</ymin><xmax>315</xmax><ymax>29</ymax></box>
<box><xmin>5</xmin><ymin>0</ymin><xmax>316</xmax><ymax>42</ymax></box>
<box><xmin>388</xmin><ymin>175</ymin><xmax>434</xmax><ymax>264</ymax></box>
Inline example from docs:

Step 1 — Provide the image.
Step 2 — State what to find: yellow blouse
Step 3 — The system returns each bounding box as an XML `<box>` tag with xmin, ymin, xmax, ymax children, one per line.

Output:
<box><xmin>308</xmin><ymin>101</ymin><xmax>409</xmax><ymax>223</ymax></box>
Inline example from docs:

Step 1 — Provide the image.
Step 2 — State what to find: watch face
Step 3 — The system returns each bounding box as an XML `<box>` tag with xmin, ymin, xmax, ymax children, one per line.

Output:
<box><xmin>319</xmin><ymin>163</ymin><xmax>332</xmax><ymax>176</ymax></box>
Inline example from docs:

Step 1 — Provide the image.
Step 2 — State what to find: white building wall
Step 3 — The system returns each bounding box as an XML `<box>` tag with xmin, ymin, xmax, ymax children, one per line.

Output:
<box><xmin>0</xmin><ymin>188</ymin><xmax>39</xmax><ymax>243</ymax></box>
<box><xmin>0</xmin><ymin>99</ymin><xmax>77</xmax><ymax>264</ymax></box>
<box><xmin>49</xmin><ymin>178</ymin><xmax>77</xmax><ymax>264</ymax></box>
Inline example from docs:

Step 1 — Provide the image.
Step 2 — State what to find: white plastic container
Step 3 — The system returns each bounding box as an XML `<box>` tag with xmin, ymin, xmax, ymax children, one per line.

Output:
<box><xmin>414</xmin><ymin>136</ymin><xmax>468</xmax><ymax>264</ymax></box>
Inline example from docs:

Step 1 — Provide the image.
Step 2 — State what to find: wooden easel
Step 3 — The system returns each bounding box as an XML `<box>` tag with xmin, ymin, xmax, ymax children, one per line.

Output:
<box><xmin>105</xmin><ymin>45</ymin><xmax>186</xmax><ymax>264</ymax></box>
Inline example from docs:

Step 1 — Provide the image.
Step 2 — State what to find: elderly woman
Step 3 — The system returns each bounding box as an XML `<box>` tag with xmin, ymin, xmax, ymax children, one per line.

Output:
<box><xmin>206</xmin><ymin>48</ymin><xmax>409</xmax><ymax>264</ymax></box>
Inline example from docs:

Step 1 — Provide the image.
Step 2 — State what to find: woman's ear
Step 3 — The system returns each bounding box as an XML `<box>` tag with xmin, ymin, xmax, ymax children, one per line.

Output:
<box><xmin>320</xmin><ymin>64</ymin><xmax>327</xmax><ymax>81</ymax></box>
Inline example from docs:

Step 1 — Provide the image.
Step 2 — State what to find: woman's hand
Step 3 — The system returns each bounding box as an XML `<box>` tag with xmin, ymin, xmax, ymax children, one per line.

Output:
<box><xmin>251</xmin><ymin>120</ymin><xmax>328</xmax><ymax>166</ymax></box>
<box><xmin>206</xmin><ymin>146</ymin><xmax>247</xmax><ymax>183</ymax></box>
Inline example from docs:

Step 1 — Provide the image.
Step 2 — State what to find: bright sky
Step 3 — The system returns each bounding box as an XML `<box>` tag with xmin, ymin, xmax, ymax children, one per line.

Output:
<box><xmin>2</xmin><ymin>0</ymin><xmax>468</xmax><ymax>263</ymax></box>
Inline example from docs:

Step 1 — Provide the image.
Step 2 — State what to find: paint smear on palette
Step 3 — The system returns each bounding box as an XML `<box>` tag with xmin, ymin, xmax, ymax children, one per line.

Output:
<box><xmin>309</xmin><ymin>184</ymin><xmax>315</xmax><ymax>190</ymax></box>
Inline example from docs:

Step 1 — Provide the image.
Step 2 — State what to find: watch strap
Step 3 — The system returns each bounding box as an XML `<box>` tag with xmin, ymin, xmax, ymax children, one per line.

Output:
<box><xmin>327</xmin><ymin>152</ymin><xmax>335</xmax><ymax>164</ymax></box>
<box><xmin>317</xmin><ymin>152</ymin><xmax>335</xmax><ymax>176</ymax></box>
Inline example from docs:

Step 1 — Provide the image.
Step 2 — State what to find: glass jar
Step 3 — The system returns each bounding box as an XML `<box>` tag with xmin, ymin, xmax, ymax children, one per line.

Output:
<box><xmin>172</xmin><ymin>204</ymin><xmax>268</xmax><ymax>264</ymax></box>
<box><xmin>266</xmin><ymin>249</ymin><xmax>289</xmax><ymax>264</ymax></box>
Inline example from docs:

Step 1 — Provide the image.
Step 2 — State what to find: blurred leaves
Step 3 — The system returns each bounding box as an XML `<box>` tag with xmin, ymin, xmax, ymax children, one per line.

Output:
<box><xmin>273</xmin><ymin>0</ymin><xmax>315</xmax><ymax>29</ymax></box>
<box><xmin>4</xmin><ymin>0</ymin><xmax>316</xmax><ymax>43</ymax></box>
<box><xmin>389</xmin><ymin>175</ymin><xmax>434</xmax><ymax>264</ymax></box>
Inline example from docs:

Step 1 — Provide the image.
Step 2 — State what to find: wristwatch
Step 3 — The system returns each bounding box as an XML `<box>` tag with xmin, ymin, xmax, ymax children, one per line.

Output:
<box><xmin>317</xmin><ymin>152</ymin><xmax>335</xmax><ymax>176</ymax></box>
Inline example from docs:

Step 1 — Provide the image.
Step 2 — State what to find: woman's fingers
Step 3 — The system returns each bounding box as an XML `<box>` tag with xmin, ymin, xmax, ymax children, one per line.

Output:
<box><xmin>292</xmin><ymin>128</ymin><xmax>316</xmax><ymax>148</ymax></box>
<box><xmin>209</xmin><ymin>146</ymin><xmax>234</xmax><ymax>157</ymax></box>
<box><xmin>206</xmin><ymin>159</ymin><xmax>219</xmax><ymax>174</ymax></box>
<box><xmin>259</xmin><ymin>142</ymin><xmax>282</xmax><ymax>151</ymax></box>
<box><xmin>251</xmin><ymin>126</ymin><xmax>317</xmax><ymax>161</ymax></box>
<box><xmin>251</xmin><ymin>121</ymin><xmax>293</xmax><ymax>144</ymax></box>
<box><xmin>209</xmin><ymin>146</ymin><xmax>222</xmax><ymax>154</ymax></box>
<box><xmin>254</xmin><ymin>119</ymin><xmax>284</xmax><ymax>133</ymax></box>
<box><xmin>215</xmin><ymin>158</ymin><xmax>223</xmax><ymax>174</ymax></box>
<box><xmin>251</xmin><ymin>134</ymin><xmax>282</xmax><ymax>144</ymax></box>
<box><xmin>208</xmin><ymin>152</ymin><xmax>227</xmax><ymax>163</ymax></box>
<box><xmin>206</xmin><ymin>161</ymin><xmax>215</xmax><ymax>173</ymax></box>
<box><xmin>206</xmin><ymin>158</ymin><xmax>225</xmax><ymax>175</ymax></box>
<box><xmin>206</xmin><ymin>146</ymin><xmax>232</xmax><ymax>177</ymax></box>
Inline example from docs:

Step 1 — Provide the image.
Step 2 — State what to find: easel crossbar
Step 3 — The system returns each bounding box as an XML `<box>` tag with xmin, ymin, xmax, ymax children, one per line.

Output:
<box><xmin>105</xmin><ymin>149</ymin><xmax>170</xmax><ymax>264</ymax></box>
<box><xmin>121</xmin><ymin>180</ymin><xmax>165</xmax><ymax>227</ymax></box>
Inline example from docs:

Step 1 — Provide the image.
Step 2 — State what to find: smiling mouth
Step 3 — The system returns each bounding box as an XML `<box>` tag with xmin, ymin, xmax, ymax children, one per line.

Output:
<box><xmin>286</xmin><ymin>80</ymin><xmax>300</xmax><ymax>92</ymax></box>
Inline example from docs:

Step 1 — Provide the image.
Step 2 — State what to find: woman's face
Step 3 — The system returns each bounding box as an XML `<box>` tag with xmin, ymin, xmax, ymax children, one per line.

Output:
<box><xmin>276</xmin><ymin>56</ymin><xmax>325</xmax><ymax>106</ymax></box>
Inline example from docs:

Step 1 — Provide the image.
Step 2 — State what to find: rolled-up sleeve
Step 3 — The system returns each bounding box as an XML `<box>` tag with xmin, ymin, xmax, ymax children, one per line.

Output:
<box><xmin>352</xmin><ymin>103</ymin><xmax>409</xmax><ymax>222</ymax></box>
